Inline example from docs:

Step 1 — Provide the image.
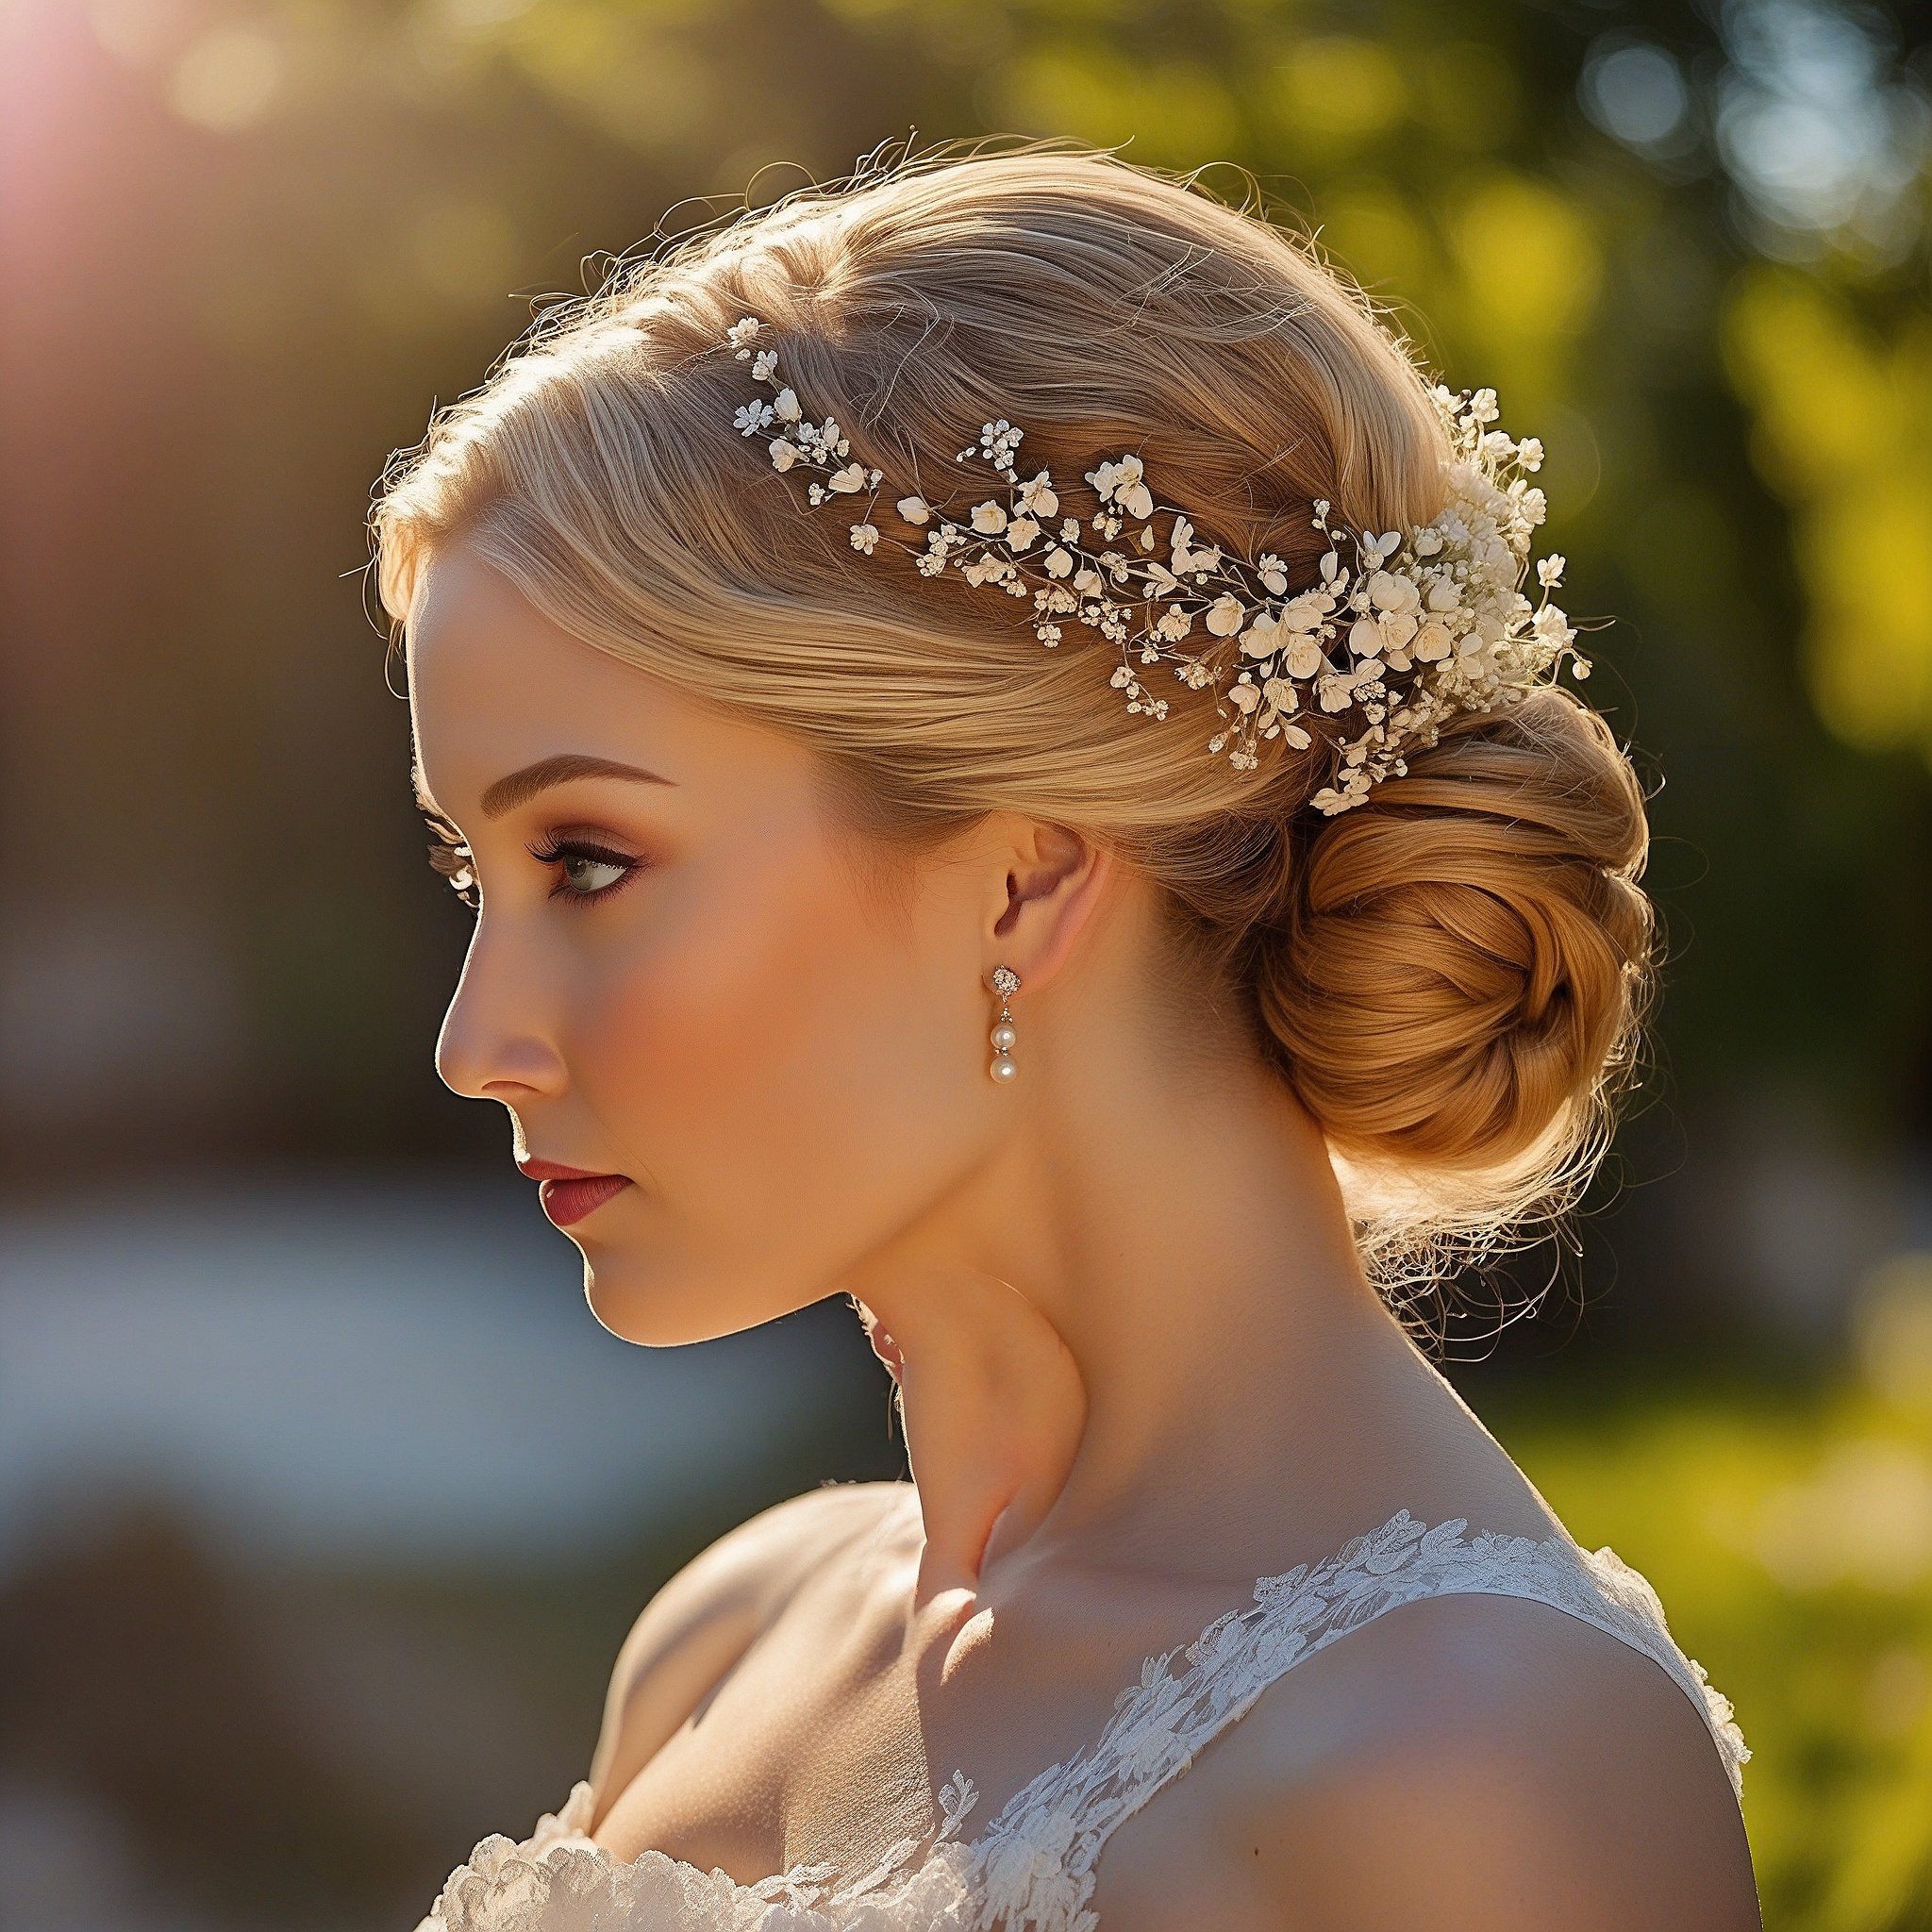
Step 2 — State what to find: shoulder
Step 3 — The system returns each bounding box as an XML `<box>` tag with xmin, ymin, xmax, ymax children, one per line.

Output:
<box><xmin>588</xmin><ymin>1482</ymin><xmax>914</xmax><ymax>1805</ymax></box>
<box><xmin>1101</xmin><ymin>1591</ymin><xmax>1758</xmax><ymax>1932</ymax></box>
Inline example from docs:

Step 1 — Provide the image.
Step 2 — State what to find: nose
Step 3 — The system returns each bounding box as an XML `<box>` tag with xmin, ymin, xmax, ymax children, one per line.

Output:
<box><xmin>434</xmin><ymin>919</ymin><xmax>569</xmax><ymax>1103</ymax></box>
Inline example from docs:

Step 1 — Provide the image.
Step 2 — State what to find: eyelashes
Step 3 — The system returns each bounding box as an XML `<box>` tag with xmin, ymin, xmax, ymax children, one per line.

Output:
<box><xmin>419</xmin><ymin>814</ymin><xmax>645</xmax><ymax>909</ymax></box>
<box><xmin>525</xmin><ymin>837</ymin><xmax>642</xmax><ymax>904</ymax></box>
<box><xmin>425</xmin><ymin>819</ymin><xmax>479</xmax><ymax>909</ymax></box>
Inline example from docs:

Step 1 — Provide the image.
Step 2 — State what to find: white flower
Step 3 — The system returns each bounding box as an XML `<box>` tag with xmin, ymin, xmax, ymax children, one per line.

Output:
<box><xmin>1517</xmin><ymin>436</ymin><xmax>1544</xmax><ymax>472</ymax></box>
<box><xmin>1262</xmin><ymin>676</ymin><xmax>1298</xmax><ymax>714</ymax></box>
<box><xmin>971</xmin><ymin>501</ymin><xmax>1008</xmax><ymax>536</ymax></box>
<box><xmin>1205</xmin><ymin>593</ymin><xmax>1245</xmax><ymax>637</ymax></box>
<box><xmin>750</xmin><ymin>349</ymin><xmax>778</xmax><ymax>384</ymax></box>
<box><xmin>1241</xmin><ymin>612</ymin><xmax>1285</xmax><ymax>658</ymax></box>
<box><xmin>1227</xmin><ymin>678</ymin><xmax>1260</xmax><ymax>713</ymax></box>
<box><xmin>1537</xmin><ymin>554</ymin><xmax>1566</xmax><ymax>589</ymax></box>
<box><xmin>850</xmin><ymin>524</ymin><xmax>878</xmax><ymax>555</ymax></box>
<box><xmin>1074</xmin><ymin>566</ymin><xmax>1104</xmax><ymax>595</ymax></box>
<box><xmin>1318</xmin><ymin>672</ymin><xmax>1359</xmax><ymax>712</ymax></box>
<box><xmin>895</xmin><ymin>495</ymin><xmax>930</xmax><ymax>525</ymax></box>
<box><xmin>1348</xmin><ymin>617</ymin><xmax>1383</xmax><ymax>658</ymax></box>
<box><xmin>1006</xmin><ymin>515</ymin><xmax>1041</xmax><ymax>552</ymax></box>
<box><xmin>726</xmin><ymin>315</ymin><xmax>760</xmax><ymax>354</ymax></box>
<box><xmin>769</xmin><ymin>441</ymin><xmax>800</xmax><ymax>472</ymax></box>
<box><xmin>1280</xmin><ymin>589</ymin><xmax>1333</xmax><ymax>632</ymax></box>
<box><xmin>1282</xmin><ymin>724</ymin><xmax>1312</xmax><ymax>749</ymax></box>
<box><xmin>826</xmin><ymin>464</ymin><xmax>868</xmax><ymax>493</ymax></box>
<box><xmin>1425</xmin><ymin>577</ymin><xmax>1461</xmax><ymax>613</ymax></box>
<box><xmin>1533</xmin><ymin>603</ymin><xmax>1576</xmax><ymax>648</ymax></box>
<box><xmin>1468</xmin><ymin>387</ymin><xmax>1500</xmax><ymax>425</ymax></box>
<box><xmin>1377</xmin><ymin>610</ymin><xmax>1418</xmax><ymax>649</ymax></box>
<box><xmin>772</xmin><ymin>387</ymin><xmax>802</xmax><ymax>424</ymax></box>
<box><xmin>1016</xmin><ymin>471</ymin><xmax>1059</xmax><ymax>518</ymax></box>
<box><xmin>1284</xmin><ymin>636</ymin><xmax>1324</xmax><ymax>678</ymax></box>
<box><xmin>1153</xmin><ymin>608</ymin><xmax>1193</xmax><ymax>641</ymax></box>
<box><xmin>1043</xmin><ymin>545</ymin><xmax>1074</xmax><ymax>579</ymax></box>
<box><xmin>1413</xmin><ymin>527</ymin><xmax>1444</xmax><ymax>557</ymax></box>
<box><xmin>733</xmin><ymin>400</ymin><xmax>774</xmax><ymax>437</ymax></box>
<box><xmin>1258</xmin><ymin>555</ymin><xmax>1290</xmax><ymax>595</ymax></box>
<box><xmin>1412</xmin><ymin>621</ymin><xmax>1454</xmax><ymax>662</ymax></box>
<box><xmin>1367</xmin><ymin>570</ymin><xmax>1419</xmax><ymax>615</ymax></box>
<box><xmin>1087</xmin><ymin>454</ymin><xmax>1154</xmax><ymax>521</ymax></box>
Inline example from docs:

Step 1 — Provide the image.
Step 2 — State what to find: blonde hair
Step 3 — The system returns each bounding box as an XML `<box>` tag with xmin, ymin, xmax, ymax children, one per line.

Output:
<box><xmin>374</xmin><ymin>144</ymin><xmax>1653</xmax><ymax>1280</ymax></box>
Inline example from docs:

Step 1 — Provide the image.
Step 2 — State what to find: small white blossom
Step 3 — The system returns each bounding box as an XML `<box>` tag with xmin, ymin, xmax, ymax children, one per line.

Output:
<box><xmin>1205</xmin><ymin>593</ymin><xmax>1246</xmax><ymax>637</ymax></box>
<box><xmin>769</xmin><ymin>441</ymin><xmax>800</xmax><ymax>472</ymax></box>
<box><xmin>1537</xmin><ymin>554</ymin><xmax>1566</xmax><ymax>588</ymax></box>
<box><xmin>895</xmin><ymin>495</ymin><xmax>930</xmax><ymax>525</ymax></box>
<box><xmin>734</xmin><ymin>400</ymin><xmax>774</xmax><ymax>437</ymax></box>
<box><xmin>970</xmin><ymin>501</ymin><xmax>1008</xmax><ymax>536</ymax></box>
<box><xmin>1016</xmin><ymin>472</ymin><xmax>1058</xmax><ymax>518</ymax></box>
<box><xmin>1227</xmin><ymin>679</ymin><xmax>1260</xmax><ymax>714</ymax></box>
<box><xmin>849</xmin><ymin>524</ymin><xmax>878</xmax><ymax>555</ymax></box>
<box><xmin>772</xmin><ymin>387</ymin><xmax>802</xmax><ymax>424</ymax></box>
<box><xmin>750</xmin><ymin>349</ymin><xmax>778</xmax><ymax>384</ymax></box>
<box><xmin>726</xmin><ymin>316</ymin><xmax>761</xmax><ymax>355</ymax></box>
<box><xmin>1517</xmin><ymin>437</ymin><xmax>1544</xmax><ymax>472</ymax></box>
<box><xmin>826</xmin><ymin>464</ymin><xmax>868</xmax><ymax>493</ymax></box>
<box><xmin>1006</xmin><ymin>515</ymin><xmax>1041</xmax><ymax>552</ymax></box>
<box><xmin>1043</xmin><ymin>545</ymin><xmax>1074</xmax><ymax>579</ymax></box>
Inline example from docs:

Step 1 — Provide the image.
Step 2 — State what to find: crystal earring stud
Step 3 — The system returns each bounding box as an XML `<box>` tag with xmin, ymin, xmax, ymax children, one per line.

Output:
<box><xmin>989</xmin><ymin>966</ymin><xmax>1020</xmax><ymax>1083</ymax></box>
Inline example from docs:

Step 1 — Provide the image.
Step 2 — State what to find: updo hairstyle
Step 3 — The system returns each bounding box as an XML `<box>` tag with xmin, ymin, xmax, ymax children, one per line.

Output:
<box><xmin>374</xmin><ymin>145</ymin><xmax>1653</xmax><ymax>1271</ymax></box>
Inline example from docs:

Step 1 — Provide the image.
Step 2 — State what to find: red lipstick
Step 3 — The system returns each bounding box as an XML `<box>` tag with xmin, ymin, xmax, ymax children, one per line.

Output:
<box><xmin>517</xmin><ymin>1158</ymin><xmax>632</xmax><ymax>1228</ymax></box>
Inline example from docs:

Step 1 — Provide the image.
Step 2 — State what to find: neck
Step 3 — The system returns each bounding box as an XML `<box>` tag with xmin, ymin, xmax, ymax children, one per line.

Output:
<box><xmin>849</xmin><ymin>938</ymin><xmax>1438</xmax><ymax>1601</ymax></box>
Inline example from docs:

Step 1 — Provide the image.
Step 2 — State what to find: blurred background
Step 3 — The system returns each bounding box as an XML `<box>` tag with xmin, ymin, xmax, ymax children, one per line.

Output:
<box><xmin>2</xmin><ymin>0</ymin><xmax>1931</xmax><ymax>1924</ymax></box>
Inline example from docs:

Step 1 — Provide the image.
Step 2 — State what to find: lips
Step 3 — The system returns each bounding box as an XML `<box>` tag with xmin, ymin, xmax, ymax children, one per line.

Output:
<box><xmin>517</xmin><ymin>1158</ymin><xmax>632</xmax><ymax>1228</ymax></box>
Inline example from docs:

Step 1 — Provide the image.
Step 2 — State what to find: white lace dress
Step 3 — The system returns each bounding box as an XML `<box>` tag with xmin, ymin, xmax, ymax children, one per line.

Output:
<box><xmin>417</xmin><ymin>1511</ymin><xmax>1747</xmax><ymax>1932</ymax></box>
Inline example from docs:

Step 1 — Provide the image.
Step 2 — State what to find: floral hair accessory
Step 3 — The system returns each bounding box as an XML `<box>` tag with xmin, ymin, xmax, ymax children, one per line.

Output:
<box><xmin>724</xmin><ymin>316</ymin><xmax>1588</xmax><ymax>814</ymax></box>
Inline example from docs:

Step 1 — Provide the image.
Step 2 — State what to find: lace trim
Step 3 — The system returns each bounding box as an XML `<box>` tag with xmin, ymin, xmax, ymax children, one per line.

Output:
<box><xmin>962</xmin><ymin>1511</ymin><xmax>1748</xmax><ymax>1932</ymax></box>
<box><xmin>415</xmin><ymin>1513</ymin><xmax>1746</xmax><ymax>1932</ymax></box>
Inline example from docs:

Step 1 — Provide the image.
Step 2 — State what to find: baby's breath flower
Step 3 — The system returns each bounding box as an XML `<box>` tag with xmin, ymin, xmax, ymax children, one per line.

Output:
<box><xmin>719</xmin><ymin>318</ymin><xmax>1589</xmax><ymax>813</ymax></box>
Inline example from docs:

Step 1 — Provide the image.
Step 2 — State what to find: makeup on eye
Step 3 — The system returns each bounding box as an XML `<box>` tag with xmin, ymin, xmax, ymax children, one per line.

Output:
<box><xmin>525</xmin><ymin>829</ymin><xmax>648</xmax><ymax>902</ymax></box>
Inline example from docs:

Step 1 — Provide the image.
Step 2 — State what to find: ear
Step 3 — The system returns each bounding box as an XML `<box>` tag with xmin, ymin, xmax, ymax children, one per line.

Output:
<box><xmin>984</xmin><ymin>819</ymin><xmax>1114</xmax><ymax>991</ymax></box>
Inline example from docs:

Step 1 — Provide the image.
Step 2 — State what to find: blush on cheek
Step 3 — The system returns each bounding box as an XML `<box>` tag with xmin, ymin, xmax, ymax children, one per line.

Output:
<box><xmin>563</xmin><ymin>833</ymin><xmax>975</xmax><ymax>1303</ymax></box>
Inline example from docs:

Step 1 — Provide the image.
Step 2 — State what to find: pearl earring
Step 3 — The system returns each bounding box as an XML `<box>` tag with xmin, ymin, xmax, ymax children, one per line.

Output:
<box><xmin>989</xmin><ymin>965</ymin><xmax>1020</xmax><ymax>1084</ymax></box>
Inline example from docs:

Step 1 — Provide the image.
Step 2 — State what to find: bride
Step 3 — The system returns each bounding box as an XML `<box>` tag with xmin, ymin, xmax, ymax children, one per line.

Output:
<box><xmin>376</xmin><ymin>148</ymin><xmax>1759</xmax><ymax>1928</ymax></box>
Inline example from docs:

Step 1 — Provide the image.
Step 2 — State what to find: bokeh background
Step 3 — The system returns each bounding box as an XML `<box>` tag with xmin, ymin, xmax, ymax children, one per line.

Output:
<box><xmin>4</xmin><ymin>0</ymin><xmax>1932</xmax><ymax>1924</ymax></box>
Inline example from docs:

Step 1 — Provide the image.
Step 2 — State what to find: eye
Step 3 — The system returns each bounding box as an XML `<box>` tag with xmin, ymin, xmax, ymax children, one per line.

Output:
<box><xmin>558</xmin><ymin>852</ymin><xmax>629</xmax><ymax>896</ymax></box>
<box><xmin>528</xmin><ymin>838</ymin><xmax>641</xmax><ymax>903</ymax></box>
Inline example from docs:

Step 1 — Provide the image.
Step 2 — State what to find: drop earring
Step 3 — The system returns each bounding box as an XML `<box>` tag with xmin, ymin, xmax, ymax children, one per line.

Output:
<box><xmin>989</xmin><ymin>965</ymin><xmax>1020</xmax><ymax>1084</ymax></box>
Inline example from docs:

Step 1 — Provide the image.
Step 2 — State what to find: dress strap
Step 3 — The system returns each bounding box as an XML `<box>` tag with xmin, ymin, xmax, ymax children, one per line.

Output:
<box><xmin>961</xmin><ymin>1511</ymin><xmax>1747</xmax><ymax>1932</ymax></box>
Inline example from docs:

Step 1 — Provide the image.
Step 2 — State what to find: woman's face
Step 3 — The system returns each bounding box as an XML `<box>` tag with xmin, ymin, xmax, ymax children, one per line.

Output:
<box><xmin>408</xmin><ymin>542</ymin><xmax>1017</xmax><ymax>1344</ymax></box>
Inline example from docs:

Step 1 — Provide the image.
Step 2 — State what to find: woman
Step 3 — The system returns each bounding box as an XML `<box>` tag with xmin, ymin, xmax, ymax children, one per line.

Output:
<box><xmin>380</xmin><ymin>148</ymin><xmax>1759</xmax><ymax>1929</ymax></box>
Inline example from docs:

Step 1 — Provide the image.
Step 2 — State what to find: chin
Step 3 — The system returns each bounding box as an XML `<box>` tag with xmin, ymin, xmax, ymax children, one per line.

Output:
<box><xmin>580</xmin><ymin>1250</ymin><xmax>817</xmax><ymax>1348</ymax></box>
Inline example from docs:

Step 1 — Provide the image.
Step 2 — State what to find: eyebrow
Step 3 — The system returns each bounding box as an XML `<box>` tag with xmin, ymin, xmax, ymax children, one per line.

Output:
<box><xmin>478</xmin><ymin>753</ymin><xmax>675</xmax><ymax>820</ymax></box>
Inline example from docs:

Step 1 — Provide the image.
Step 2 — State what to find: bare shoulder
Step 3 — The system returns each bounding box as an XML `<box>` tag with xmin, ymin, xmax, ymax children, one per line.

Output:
<box><xmin>1099</xmin><ymin>1592</ymin><xmax>1758</xmax><ymax>1932</ymax></box>
<box><xmin>589</xmin><ymin>1481</ymin><xmax>915</xmax><ymax>1806</ymax></box>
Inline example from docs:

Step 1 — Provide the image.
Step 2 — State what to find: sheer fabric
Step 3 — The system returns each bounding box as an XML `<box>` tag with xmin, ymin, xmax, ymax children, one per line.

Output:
<box><xmin>417</xmin><ymin>1511</ymin><xmax>1746</xmax><ymax>1932</ymax></box>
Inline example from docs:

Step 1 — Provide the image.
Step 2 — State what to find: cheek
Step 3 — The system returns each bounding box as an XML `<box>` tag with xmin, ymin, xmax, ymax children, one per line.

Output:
<box><xmin>564</xmin><ymin>838</ymin><xmax>981</xmax><ymax>1273</ymax></box>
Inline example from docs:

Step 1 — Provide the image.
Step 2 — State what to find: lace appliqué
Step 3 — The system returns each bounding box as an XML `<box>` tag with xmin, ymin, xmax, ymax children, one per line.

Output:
<box><xmin>963</xmin><ymin>1511</ymin><xmax>1747</xmax><ymax>1932</ymax></box>
<box><xmin>416</xmin><ymin>1513</ymin><xmax>1746</xmax><ymax>1932</ymax></box>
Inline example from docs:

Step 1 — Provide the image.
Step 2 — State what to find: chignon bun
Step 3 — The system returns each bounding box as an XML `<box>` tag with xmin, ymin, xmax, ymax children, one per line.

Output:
<box><xmin>1258</xmin><ymin>690</ymin><xmax>1652</xmax><ymax>1230</ymax></box>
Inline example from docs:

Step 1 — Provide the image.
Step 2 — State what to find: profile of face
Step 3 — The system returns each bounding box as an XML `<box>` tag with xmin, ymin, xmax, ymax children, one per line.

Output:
<box><xmin>408</xmin><ymin>544</ymin><xmax>1108</xmax><ymax>1346</ymax></box>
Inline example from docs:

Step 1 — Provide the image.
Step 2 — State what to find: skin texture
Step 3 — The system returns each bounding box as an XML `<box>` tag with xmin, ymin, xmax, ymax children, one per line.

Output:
<box><xmin>408</xmin><ymin>541</ymin><xmax>1761</xmax><ymax>1929</ymax></box>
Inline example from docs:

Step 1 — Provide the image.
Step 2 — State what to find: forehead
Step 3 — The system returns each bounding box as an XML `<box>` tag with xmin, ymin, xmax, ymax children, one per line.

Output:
<box><xmin>405</xmin><ymin>542</ymin><xmax>813</xmax><ymax>820</ymax></box>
